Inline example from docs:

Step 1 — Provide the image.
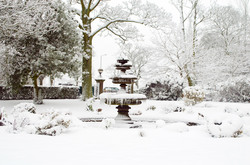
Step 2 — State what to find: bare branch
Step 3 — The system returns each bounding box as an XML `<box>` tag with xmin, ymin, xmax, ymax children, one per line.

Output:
<box><xmin>106</xmin><ymin>27</ymin><xmax>126</xmax><ymax>42</ymax></box>
<box><xmin>90</xmin><ymin>19</ymin><xmax>143</xmax><ymax>38</ymax></box>
<box><xmin>80</xmin><ymin>0</ymin><xmax>86</xmax><ymax>11</ymax></box>
<box><xmin>87</xmin><ymin>0</ymin><xmax>92</xmax><ymax>12</ymax></box>
<box><xmin>90</xmin><ymin>0</ymin><xmax>101</xmax><ymax>11</ymax></box>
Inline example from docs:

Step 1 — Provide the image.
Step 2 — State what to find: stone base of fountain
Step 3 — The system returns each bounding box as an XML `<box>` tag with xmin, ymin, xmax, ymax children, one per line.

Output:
<box><xmin>115</xmin><ymin>105</ymin><xmax>144</xmax><ymax>128</ymax></box>
<box><xmin>115</xmin><ymin>105</ymin><xmax>131</xmax><ymax>120</ymax></box>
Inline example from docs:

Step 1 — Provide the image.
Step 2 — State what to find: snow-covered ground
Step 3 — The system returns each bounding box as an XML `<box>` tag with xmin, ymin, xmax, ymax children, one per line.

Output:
<box><xmin>0</xmin><ymin>99</ymin><xmax>250</xmax><ymax>165</ymax></box>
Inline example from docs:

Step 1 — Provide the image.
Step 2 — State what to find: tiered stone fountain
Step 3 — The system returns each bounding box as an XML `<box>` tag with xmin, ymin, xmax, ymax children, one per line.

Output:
<box><xmin>101</xmin><ymin>58</ymin><xmax>146</xmax><ymax>126</ymax></box>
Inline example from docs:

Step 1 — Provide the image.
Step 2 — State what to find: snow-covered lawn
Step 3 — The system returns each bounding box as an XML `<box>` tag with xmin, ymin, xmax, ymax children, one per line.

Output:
<box><xmin>0</xmin><ymin>99</ymin><xmax>250</xmax><ymax>165</ymax></box>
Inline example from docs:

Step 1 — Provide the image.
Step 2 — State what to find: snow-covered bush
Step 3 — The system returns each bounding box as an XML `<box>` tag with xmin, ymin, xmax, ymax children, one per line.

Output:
<box><xmin>206</xmin><ymin>114</ymin><xmax>243</xmax><ymax>138</ymax></box>
<box><xmin>9</xmin><ymin>103</ymin><xmax>38</xmax><ymax>133</ymax></box>
<box><xmin>141</xmin><ymin>74</ymin><xmax>183</xmax><ymax>100</ymax></box>
<box><xmin>36</xmin><ymin>110</ymin><xmax>72</xmax><ymax>136</ymax></box>
<box><xmin>217</xmin><ymin>77</ymin><xmax>250</xmax><ymax>102</ymax></box>
<box><xmin>9</xmin><ymin>104</ymin><xmax>74</xmax><ymax>136</ymax></box>
<box><xmin>85</xmin><ymin>98</ymin><xmax>95</xmax><ymax>111</ymax></box>
<box><xmin>13</xmin><ymin>103</ymin><xmax>36</xmax><ymax>114</ymax></box>
<box><xmin>146</xmin><ymin>105</ymin><xmax>156</xmax><ymax>111</ymax></box>
<box><xmin>11</xmin><ymin>110</ymin><xmax>40</xmax><ymax>134</ymax></box>
<box><xmin>155</xmin><ymin>120</ymin><xmax>165</xmax><ymax>128</ymax></box>
<box><xmin>139</xmin><ymin>130</ymin><xmax>146</xmax><ymax>137</ymax></box>
<box><xmin>102</xmin><ymin>118</ymin><xmax>115</xmax><ymax>129</ymax></box>
<box><xmin>86</xmin><ymin>104</ymin><xmax>94</xmax><ymax>111</ymax></box>
<box><xmin>130</xmin><ymin>110</ymin><xmax>142</xmax><ymax>115</ymax></box>
<box><xmin>163</xmin><ymin>104</ymin><xmax>185</xmax><ymax>114</ymax></box>
<box><xmin>183</xmin><ymin>86</ymin><xmax>205</xmax><ymax>106</ymax></box>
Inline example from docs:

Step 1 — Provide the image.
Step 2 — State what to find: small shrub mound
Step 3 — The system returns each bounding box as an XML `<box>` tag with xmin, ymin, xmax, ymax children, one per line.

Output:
<box><xmin>36</xmin><ymin>110</ymin><xmax>72</xmax><ymax>136</ymax></box>
<box><xmin>13</xmin><ymin>103</ymin><xmax>36</xmax><ymax>114</ymax></box>
<box><xmin>206</xmin><ymin>114</ymin><xmax>243</xmax><ymax>138</ymax></box>
<box><xmin>163</xmin><ymin>104</ymin><xmax>185</xmax><ymax>114</ymax></box>
<box><xmin>146</xmin><ymin>105</ymin><xmax>156</xmax><ymax>111</ymax></box>
<box><xmin>183</xmin><ymin>86</ymin><xmax>205</xmax><ymax>106</ymax></box>
<box><xmin>102</xmin><ymin>118</ymin><xmax>115</xmax><ymax>129</ymax></box>
<box><xmin>9</xmin><ymin>103</ymin><xmax>74</xmax><ymax>136</ymax></box>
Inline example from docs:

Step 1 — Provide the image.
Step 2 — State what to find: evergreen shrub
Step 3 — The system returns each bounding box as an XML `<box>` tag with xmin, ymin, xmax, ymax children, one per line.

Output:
<box><xmin>217</xmin><ymin>78</ymin><xmax>250</xmax><ymax>103</ymax></box>
<box><xmin>141</xmin><ymin>74</ymin><xmax>184</xmax><ymax>100</ymax></box>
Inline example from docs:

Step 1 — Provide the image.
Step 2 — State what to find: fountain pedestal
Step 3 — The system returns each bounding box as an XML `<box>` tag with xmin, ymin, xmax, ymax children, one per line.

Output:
<box><xmin>116</xmin><ymin>105</ymin><xmax>132</xmax><ymax>123</ymax></box>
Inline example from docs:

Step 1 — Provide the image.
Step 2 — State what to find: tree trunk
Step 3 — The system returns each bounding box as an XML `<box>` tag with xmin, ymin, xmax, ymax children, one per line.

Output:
<box><xmin>82</xmin><ymin>54</ymin><xmax>92</xmax><ymax>100</ymax></box>
<box><xmin>50</xmin><ymin>76</ymin><xmax>54</xmax><ymax>87</ymax></box>
<box><xmin>38</xmin><ymin>74</ymin><xmax>44</xmax><ymax>86</ymax></box>
<box><xmin>187</xmin><ymin>74</ymin><xmax>194</xmax><ymax>86</ymax></box>
<box><xmin>192</xmin><ymin>1</ymin><xmax>198</xmax><ymax>86</ymax></box>
<box><xmin>184</xmin><ymin>64</ymin><xmax>194</xmax><ymax>86</ymax></box>
<box><xmin>81</xmin><ymin>34</ymin><xmax>93</xmax><ymax>100</ymax></box>
<box><xmin>80</xmin><ymin>2</ymin><xmax>93</xmax><ymax>101</ymax></box>
<box><xmin>32</xmin><ymin>75</ymin><xmax>43</xmax><ymax>104</ymax></box>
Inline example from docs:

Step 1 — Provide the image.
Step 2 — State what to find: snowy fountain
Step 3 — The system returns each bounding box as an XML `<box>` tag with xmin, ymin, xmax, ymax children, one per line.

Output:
<box><xmin>100</xmin><ymin>58</ymin><xmax>146</xmax><ymax>126</ymax></box>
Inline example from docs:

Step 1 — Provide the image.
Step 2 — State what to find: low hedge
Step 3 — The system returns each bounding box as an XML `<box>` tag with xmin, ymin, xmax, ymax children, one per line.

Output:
<box><xmin>0</xmin><ymin>86</ymin><xmax>79</xmax><ymax>100</ymax></box>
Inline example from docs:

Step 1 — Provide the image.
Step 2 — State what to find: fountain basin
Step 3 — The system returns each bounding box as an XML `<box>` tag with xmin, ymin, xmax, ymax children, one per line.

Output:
<box><xmin>100</xmin><ymin>93</ymin><xmax>146</xmax><ymax>105</ymax></box>
<box><xmin>112</xmin><ymin>75</ymin><xmax>137</xmax><ymax>84</ymax></box>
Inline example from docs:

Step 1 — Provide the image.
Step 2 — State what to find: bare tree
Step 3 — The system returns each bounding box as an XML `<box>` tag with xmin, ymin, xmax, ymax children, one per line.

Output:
<box><xmin>69</xmin><ymin>0</ymin><xmax>171</xmax><ymax>100</ymax></box>
<box><xmin>199</xmin><ymin>5</ymin><xmax>249</xmax><ymax>84</ymax></box>
<box><xmin>190</xmin><ymin>0</ymin><xmax>205</xmax><ymax>76</ymax></box>
<box><xmin>170</xmin><ymin>0</ymin><xmax>200</xmax><ymax>86</ymax></box>
<box><xmin>152</xmin><ymin>28</ymin><xmax>191</xmax><ymax>81</ymax></box>
<box><xmin>237</xmin><ymin>0</ymin><xmax>250</xmax><ymax>54</ymax></box>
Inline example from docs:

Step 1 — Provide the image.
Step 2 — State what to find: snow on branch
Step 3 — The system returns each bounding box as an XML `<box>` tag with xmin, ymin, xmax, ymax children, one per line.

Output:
<box><xmin>90</xmin><ymin>19</ymin><xmax>143</xmax><ymax>38</ymax></box>
<box><xmin>87</xmin><ymin>0</ymin><xmax>171</xmax><ymax>38</ymax></box>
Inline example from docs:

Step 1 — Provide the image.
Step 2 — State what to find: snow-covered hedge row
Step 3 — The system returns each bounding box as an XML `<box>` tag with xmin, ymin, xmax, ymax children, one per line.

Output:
<box><xmin>141</xmin><ymin>74</ymin><xmax>184</xmax><ymax>100</ymax></box>
<box><xmin>0</xmin><ymin>86</ymin><xmax>79</xmax><ymax>100</ymax></box>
